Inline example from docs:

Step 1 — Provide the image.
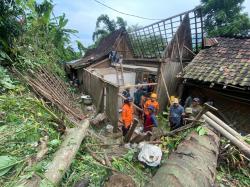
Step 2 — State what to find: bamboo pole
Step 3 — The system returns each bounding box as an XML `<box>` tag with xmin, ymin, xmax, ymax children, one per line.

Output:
<box><xmin>118</xmin><ymin>93</ymin><xmax>143</xmax><ymax>112</ymax></box>
<box><xmin>205</xmin><ymin>111</ymin><xmax>245</xmax><ymax>142</ymax></box>
<box><xmin>175</xmin><ymin>32</ymin><xmax>184</xmax><ymax>72</ymax></box>
<box><xmin>203</xmin><ymin>114</ymin><xmax>250</xmax><ymax>157</ymax></box>
<box><xmin>120</xmin><ymin>82</ymin><xmax>157</xmax><ymax>89</ymax></box>
<box><xmin>160</xmin><ymin>66</ymin><xmax>171</xmax><ymax>104</ymax></box>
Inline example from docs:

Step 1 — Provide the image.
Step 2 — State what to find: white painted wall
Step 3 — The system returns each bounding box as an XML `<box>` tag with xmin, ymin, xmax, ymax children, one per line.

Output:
<box><xmin>103</xmin><ymin>72</ymin><xmax>136</xmax><ymax>109</ymax></box>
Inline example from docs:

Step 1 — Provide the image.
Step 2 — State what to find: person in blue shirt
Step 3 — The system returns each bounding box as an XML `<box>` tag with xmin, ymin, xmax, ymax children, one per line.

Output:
<box><xmin>169</xmin><ymin>98</ymin><xmax>184</xmax><ymax>130</ymax></box>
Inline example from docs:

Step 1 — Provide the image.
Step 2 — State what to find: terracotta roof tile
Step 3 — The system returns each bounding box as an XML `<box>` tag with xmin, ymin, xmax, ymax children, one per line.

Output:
<box><xmin>183</xmin><ymin>37</ymin><xmax>250</xmax><ymax>87</ymax></box>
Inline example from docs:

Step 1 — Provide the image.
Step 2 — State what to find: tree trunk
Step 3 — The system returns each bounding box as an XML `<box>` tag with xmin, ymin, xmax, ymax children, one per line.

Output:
<box><xmin>146</xmin><ymin>126</ymin><xmax>220</xmax><ymax>187</ymax></box>
<box><xmin>44</xmin><ymin>120</ymin><xmax>89</xmax><ymax>185</ymax></box>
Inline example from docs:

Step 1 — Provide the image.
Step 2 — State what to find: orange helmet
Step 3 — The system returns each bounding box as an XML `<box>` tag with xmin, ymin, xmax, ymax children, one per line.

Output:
<box><xmin>151</xmin><ymin>93</ymin><xmax>157</xmax><ymax>99</ymax></box>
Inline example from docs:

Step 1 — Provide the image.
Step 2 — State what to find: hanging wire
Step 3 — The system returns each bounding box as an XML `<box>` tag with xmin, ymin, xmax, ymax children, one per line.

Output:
<box><xmin>93</xmin><ymin>0</ymin><xmax>164</xmax><ymax>21</ymax></box>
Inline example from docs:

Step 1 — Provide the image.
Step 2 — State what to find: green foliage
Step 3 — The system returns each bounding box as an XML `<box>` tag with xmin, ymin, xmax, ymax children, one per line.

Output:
<box><xmin>1</xmin><ymin>0</ymin><xmax>85</xmax><ymax>74</ymax></box>
<box><xmin>0</xmin><ymin>156</ymin><xmax>20</xmax><ymax>177</ymax></box>
<box><xmin>0</xmin><ymin>66</ymin><xmax>15</xmax><ymax>92</ymax></box>
<box><xmin>0</xmin><ymin>0</ymin><xmax>24</xmax><ymax>54</ymax></box>
<box><xmin>129</xmin><ymin>34</ymin><xmax>165</xmax><ymax>58</ymax></box>
<box><xmin>92</xmin><ymin>14</ymin><xmax>127</xmax><ymax>42</ymax></box>
<box><xmin>196</xmin><ymin>126</ymin><xmax>207</xmax><ymax>136</ymax></box>
<box><xmin>0</xmin><ymin>76</ymin><xmax>66</xmax><ymax>186</ymax></box>
<box><xmin>216</xmin><ymin>137</ymin><xmax>250</xmax><ymax>186</ymax></box>
<box><xmin>61</xmin><ymin>151</ymin><xmax>108</xmax><ymax>187</ymax></box>
<box><xmin>201</xmin><ymin>0</ymin><xmax>250</xmax><ymax>37</ymax></box>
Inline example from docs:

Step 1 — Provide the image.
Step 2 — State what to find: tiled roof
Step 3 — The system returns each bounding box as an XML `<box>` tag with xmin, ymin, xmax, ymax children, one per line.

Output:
<box><xmin>72</xmin><ymin>28</ymin><xmax>125</xmax><ymax>68</ymax></box>
<box><xmin>183</xmin><ymin>37</ymin><xmax>250</xmax><ymax>87</ymax></box>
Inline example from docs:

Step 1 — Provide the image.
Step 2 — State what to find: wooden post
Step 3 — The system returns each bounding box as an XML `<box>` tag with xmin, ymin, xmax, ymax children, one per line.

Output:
<box><xmin>96</xmin><ymin>85</ymin><xmax>104</xmax><ymax>113</ymax></box>
<box><xmin>124</xmin><ymin>118</ymin><xmax>139</xmax><ymax>143</ymax></box>
<box><xmin>115</xmin><ymin>66</ymin><xmax>120</xmax><ymax>85</ymax></box>
<box><xmin>160</xmin><ymin>66</ymin><xmax>171</xmax><ymax>104</ymax></box>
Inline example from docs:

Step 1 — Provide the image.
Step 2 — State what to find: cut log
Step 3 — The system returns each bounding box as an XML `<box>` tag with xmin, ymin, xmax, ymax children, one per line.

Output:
<box><xmin>44</xmin><ymin>120</ymin><xmax>89</xmax><ymax>185</ymax></box>
<box><xmin>146</xmin><ymin>126</ymin><xmax>220</xmax><ymax>187</ymax></box>
<box><xmin>124</xmin><ymin>119</ymin><xmax>139</xmax><ymax>142</ymax></box>
<box><xmin>90</xmin><ymin>113</ymin><xmax>106</xmax><ymax>126</ymax></box>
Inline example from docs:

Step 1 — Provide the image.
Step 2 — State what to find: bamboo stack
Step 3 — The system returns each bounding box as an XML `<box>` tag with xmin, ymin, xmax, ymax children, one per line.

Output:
<box><xmin>17</xmin><ymin>68</ymin><xmax>85</xmax><ymax>125</ymax></box>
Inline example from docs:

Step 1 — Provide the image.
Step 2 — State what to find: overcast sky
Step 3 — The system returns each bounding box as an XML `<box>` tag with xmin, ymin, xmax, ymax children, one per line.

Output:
<box><xmin>51</xmin><ymin>0</ymin><xmax>250</xmax><ymax>48</ymax></box>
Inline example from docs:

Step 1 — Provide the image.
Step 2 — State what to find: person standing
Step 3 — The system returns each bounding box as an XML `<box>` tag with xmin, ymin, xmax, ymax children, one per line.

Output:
<box><xmin>134</xmin><ymin>85</ymin><xmax>143</xmax><ymax>107</ymax></box>
<box><xmin>144</xmin><ymin>93</ymin><xmax>159</xmax><ymax>116</ymax></box>
<box><xmin>122</xmin><ymin>88</ymin><xmax>130</xmax><ymax>98</ymax></box>
<box><xmin>143</xmin><ymin>106</ymin><xmax>158</xmax><ymax>133</ymax></box>
<box><xmin>169</xmin><ymin>98</ymin><xmax>184</xmax><ymax>130</ymax></box>
<box><xmin>190</xmin><ymin>98</ymin><xmax>202</xmax><ymax>117</ymax></box>
<box><xmin>121</xmin><ymin>97</ymin><xmax>134</xmax><ymax>136</ymax></box>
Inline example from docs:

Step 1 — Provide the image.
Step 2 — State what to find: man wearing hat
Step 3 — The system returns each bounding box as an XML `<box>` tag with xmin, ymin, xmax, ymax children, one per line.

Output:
<box><xmin>121</xmin><ymin>97</ymin><xmax>134</xmax><ymax>136</ymax></box>
<box><xmin>169</xmin><ymin>98</ymin><xmax>184</xmax><ymax>130</ymax></box>
<box><xmin>183</xmin><ymin>107</ymin><xmax>194</xmax><ymax>125</ymax></box>
<box><xmin>144</xmin><ymin>93</ymin><xmax>159</xmax><ymax>116</ymax></box>
<box><xmin>190</xmin><ymin>97</ymin><xmax>202</xmax><ymax>117</ymax></box>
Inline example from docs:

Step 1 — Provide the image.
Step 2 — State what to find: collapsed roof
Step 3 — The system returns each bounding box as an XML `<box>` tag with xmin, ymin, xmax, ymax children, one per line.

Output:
<box><xmin>70</xmin><ymin>28</ymin><xmax>126</xmax><ymax>69</ymax></box>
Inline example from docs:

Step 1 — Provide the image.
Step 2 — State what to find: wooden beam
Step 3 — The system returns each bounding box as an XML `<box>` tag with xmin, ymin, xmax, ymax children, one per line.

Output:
<box><xmin>160</xmin><ymin>66</ymin><xmax>171</xmax><ymax>104</ymax></box>
<box><xmin>120</xmin><ymin>83</ymin><xmax>157</xmax><ymax>89</ymax></box>
<box><xmin>118</xmin><ymin>93</ymin><xmax>143</xmax><ymax>112</ymax></box>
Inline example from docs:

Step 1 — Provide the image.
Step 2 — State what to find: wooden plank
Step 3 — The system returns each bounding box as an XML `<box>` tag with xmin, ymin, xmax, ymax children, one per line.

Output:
<box><xmin>118</xmin><ymin>93</ymin><xmax>143</xmax><ymax>112</ymax></box>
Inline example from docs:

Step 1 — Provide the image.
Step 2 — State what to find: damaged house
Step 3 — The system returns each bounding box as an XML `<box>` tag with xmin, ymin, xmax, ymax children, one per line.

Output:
<box><xmin>66</xmin><ymin>7</ymin><xmax>249</xmax><ymax>136</ymax></box>
<box><xmin>181</xmin><ymin>37</ymin><xmax>250</xmax><ymax>134</ymax></box>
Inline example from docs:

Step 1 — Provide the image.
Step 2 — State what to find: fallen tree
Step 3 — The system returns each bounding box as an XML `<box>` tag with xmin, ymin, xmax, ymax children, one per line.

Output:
<box><xmin>21</xmin><ymin>120</ymin><xmax>89</xmax><ymax>186</ymax></box>
<box><xmin>44</xmin><ymin>120</ymin><xmax>89</xmax><ymax>185</ymax></box>
<box><xmin>146</xmin><ymin>126</ymin><xmax>220</xmax><ymax>187</ymax></box>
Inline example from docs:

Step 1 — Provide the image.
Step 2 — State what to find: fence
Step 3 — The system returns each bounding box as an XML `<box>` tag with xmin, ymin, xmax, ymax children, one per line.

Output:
<box><xmin>80</xmin><ymin>69</ymin><xmax>119</xmax><ymax>131</ymax></box>
<box><xmin>127</xmin><ymin>8</ymin><xmax>203</xmax><ymax>58</ymax></box>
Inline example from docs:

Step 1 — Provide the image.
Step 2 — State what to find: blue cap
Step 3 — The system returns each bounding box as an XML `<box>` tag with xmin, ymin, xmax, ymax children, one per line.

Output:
<box><xmin>148</xmin><ymin>105</ymin><xmax>155</xmax><ymax>111</ymax></box>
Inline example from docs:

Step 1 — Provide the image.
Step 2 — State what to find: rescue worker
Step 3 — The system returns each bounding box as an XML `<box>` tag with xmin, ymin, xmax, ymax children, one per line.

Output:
<box><xmin>183</xmin><ymin>107</ymin><xmax>194</xmax><ymax>125</ymax></box>
<box><xmin>122</xmin><ymin>88</ymin><xmax>130</xmax><ymax>98</ymax></box>
<box><xmin>121</xmin><ymin>97</ymin><xmax>134</xmax><ymax>136</ymax></box>
<box><xmin>190</xmin><ymin>97</ymin><xmax>202</xmax><ymax>117</ymax></box>
<box><xmin>144</xmin><ymin>93</ymin><xmax>159</xmax><ymax>116</ymax></box>
<box><xmin>169</xmin><ymin>98</ymin><xmax>184</xmax><ymax>130</ymax></box>
<box><xmin>143</xmin><ymin>106</ymin><xmax>158</xmax><ymax>133</ymax></box>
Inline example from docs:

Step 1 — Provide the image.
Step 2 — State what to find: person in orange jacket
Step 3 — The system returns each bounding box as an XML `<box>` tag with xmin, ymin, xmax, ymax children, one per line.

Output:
<box><xmin>121</xmin><ymin>97</ymin><xmax>134</xmax><ymax>136</ymax></box>
<box><xmin>144</xmin><ymin>93</ymin><xmax>159</xmax><ymax>116</ymax></box>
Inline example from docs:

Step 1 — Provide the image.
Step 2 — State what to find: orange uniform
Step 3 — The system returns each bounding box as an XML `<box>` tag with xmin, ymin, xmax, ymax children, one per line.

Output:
<box><xmin>144</xmin><ymin>100</ymin><xmax>159</xmax><ymax>115</ymax></box>
<box><xmin>121</xmin><ymin>103</ymin><xmax>134</xmax><ymax>128</ymax></box>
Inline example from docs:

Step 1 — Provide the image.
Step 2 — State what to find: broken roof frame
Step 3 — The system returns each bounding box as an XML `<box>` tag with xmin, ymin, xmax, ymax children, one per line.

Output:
<box><xmin>126</xmin><ymin>7</ymin><xmax>204</xmax><ymax>59</ymax></box>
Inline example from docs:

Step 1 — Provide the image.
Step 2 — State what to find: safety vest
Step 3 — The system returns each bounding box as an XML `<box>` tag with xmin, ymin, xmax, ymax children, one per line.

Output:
<box><xmin>121</xmin><ymin>104</ymin><xmax>134</xmax><ymax>128</ymax></box>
